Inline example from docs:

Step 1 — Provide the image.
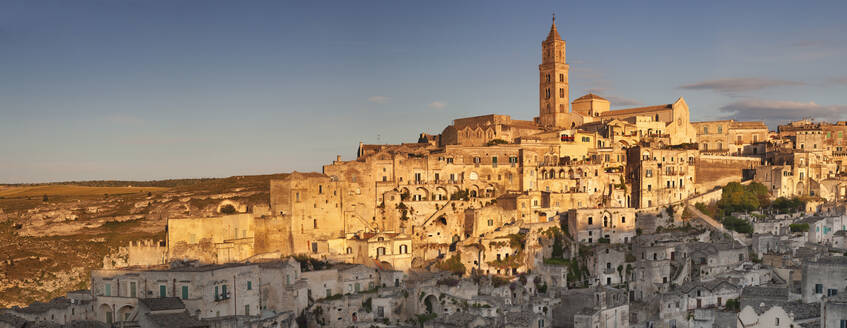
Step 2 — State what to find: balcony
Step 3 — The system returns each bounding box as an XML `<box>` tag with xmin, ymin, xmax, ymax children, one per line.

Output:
<box><xmin>215</xmin><ymin>292</ymin><xmax>231</xmax><ymax>301</ymax></box>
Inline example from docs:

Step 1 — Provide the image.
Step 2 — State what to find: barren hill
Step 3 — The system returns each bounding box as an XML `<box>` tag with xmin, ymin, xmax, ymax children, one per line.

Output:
<box><xmin>0</xmin><ymin>173</ymin><xmax>287</xmax><ymax>307</ymax></box>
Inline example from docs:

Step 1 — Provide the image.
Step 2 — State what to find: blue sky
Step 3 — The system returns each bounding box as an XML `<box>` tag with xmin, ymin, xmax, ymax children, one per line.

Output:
<box><xmin>2</xmin><ymin>0</ymin><xmax>846</xmax><ymax>183</ymax></box>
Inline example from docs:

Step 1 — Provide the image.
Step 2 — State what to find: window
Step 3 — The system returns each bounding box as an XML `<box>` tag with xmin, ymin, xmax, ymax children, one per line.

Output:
<box><xmin>559</xmin><ymin>88</ymin><xmax>564</xmax><ymax>98</ymax></box>
<box><xmin>160</xmin><ymin>285</ymin><xmax>167</xmax><ymax>298</ymax></box>
<box><xmin>621</xmin><ymin>216</ymin><xmax>626</xmax><ymax>223</ymax></box>
<box><xmin>247</xmin><ymin>281</ymin><xmax>252</xmax><ymax>290</ymax></box>
<box><xmin>215</xmin><ymin>286</ymin><xmax>219</xmax><ymax>299</ymax></box>
<box><xmin>181</xmin><ymin>286</ymin><xmax>189</xmax><ymax>300</ymax></box>
<box><xmin>559</xmin><ymin>74</ymin><xmax>564</xmax><ymax>82</ymax></box>
<box><xmin>704</xmin><ymin>126</ymin><xmax>709</xmax><ymax>134</ymax></box>
<box><xmin>828</xmin><ymin>289</ymin><xmax>838</xmax><ymax>296</ymax></box>
<box><xmin>295</xmin><ymin>192</ymin><xmax>300</xmax><ymax>202</ymax></box>
<box><xmin>105</xmin><ymin>283</ymin><xmax>111</xmax><ymax>296</ymax></box>
<box><xmin>588</xmin><ymin>217</ymin><xmax>593</xmax><ymax>225</ymax></box>
<box><xmin>129</xmin><ymin>281</ymin><xmax>137</xmax><ymax>298</ymax></box>
<box><xmin>775</xmin><ymin>317</ymin><xmax>779</xmax><ymax>326</ymax></box>
<box><xmin>245</xmin><ymin>305</ymin><xmax>250</xmax><ymax>316</ymax></box>
<box><xmin>840</xmin><ymin>319</ymin><xmax>847</xmax><ymax>328</ymax></box>
<box><xmin>815</xmin><ymin>283</ymin><xmax>823</xmax><ymax>294</ymax></box>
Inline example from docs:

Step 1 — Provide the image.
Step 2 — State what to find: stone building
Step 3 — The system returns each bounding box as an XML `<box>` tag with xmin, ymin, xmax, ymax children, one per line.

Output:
<box><xmin>566</xmin><ymin>208</ymin><xmax>637</xmax><ymax>244</ymax></box>
<box><xmin>692</xmin><ymin>120</ymin><xmax>768</xmax><ymax>156</ymax></box>
<box><xmin>802</xmin><ymin>256</ymin><xmax>847</xmax><ymax>303</ymax></box>
<box><xmin>627</xmin><ymin>146</ymin><xmax>698</xmax><ymax>209</ymax></box>
<box><xmin>823</xmin><ymin>294</ymin><xmax>847</xmax><ymax>328</ymax></box>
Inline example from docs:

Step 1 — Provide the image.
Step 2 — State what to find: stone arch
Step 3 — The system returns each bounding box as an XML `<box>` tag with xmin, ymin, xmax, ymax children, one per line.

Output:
<box><xmin>470</xmin><ymin>185</ymin><xmax>481</xmax><ymax>198</ymax></box>
<box><xmin>568</xmin><ymin>168</ymin><xmax>575</xmax><ymax>179</ymax></box>
<box><xmin>424</xmin><ymin>294</ymin><xmax>441</xmax><ymax>314</ymax></box>
<box><xmin>434</xmin><ymin>186</ymin><xmax>449</xmax><ymax>201</ymax></box>
<box><xmin>217</xmin><ymin>200</ymin><xmax>245</xmax><ymax>214</ymax></box>
<box><xmin>485</xmin><ymin>184</ymin><xmax>497</xmax><ymax>197</ymax></box>
<box><xmin>117</xmin><ymin>305</ymin><xmax>134</xmax><ymax>322</ymax></box>
<box><xmin>413</xmin><ymin>187</ymin><xmax>430</xmax><ymax>201</ymax></box>
<box><xmin>99</xmin><ymin>304</ymin><xmax>113</xmax><ymax>324</ymax></box>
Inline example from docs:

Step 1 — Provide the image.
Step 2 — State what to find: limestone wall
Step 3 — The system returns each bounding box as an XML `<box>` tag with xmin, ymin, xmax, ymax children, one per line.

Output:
<box><xmin>695</xmin><ymin>155</ymin><xmax>760</xmax><ymax>192</ymax></box>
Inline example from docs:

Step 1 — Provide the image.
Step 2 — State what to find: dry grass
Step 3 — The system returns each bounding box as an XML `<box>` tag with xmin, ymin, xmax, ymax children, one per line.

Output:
<box><xmin>0</xmin><ymin>185</ymin><xmax>169</xmax><ymax>198</ymax></box>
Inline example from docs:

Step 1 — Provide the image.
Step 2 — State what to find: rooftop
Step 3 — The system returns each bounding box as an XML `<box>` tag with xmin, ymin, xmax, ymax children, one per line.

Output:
<box><xmin>600</xmin><ymin>104</ymin><xmax>672</xmax><ymax>118</ymax></box>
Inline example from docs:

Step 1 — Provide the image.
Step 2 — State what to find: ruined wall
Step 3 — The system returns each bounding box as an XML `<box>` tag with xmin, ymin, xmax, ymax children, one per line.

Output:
<box><xmin>102</xmin><ymin>240</ymin><xmax>167</xmax><ymax>269</ymax></box>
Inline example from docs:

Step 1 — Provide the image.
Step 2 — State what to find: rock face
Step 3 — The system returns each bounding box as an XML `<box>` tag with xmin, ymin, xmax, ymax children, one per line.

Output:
<box><xmin>0</xmin><ymin>174</ymin><xmax>285</xmax><ymax>308</ymax></box>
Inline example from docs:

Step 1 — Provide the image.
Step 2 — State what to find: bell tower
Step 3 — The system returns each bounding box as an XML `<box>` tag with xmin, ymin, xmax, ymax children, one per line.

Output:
<box><xmin>538</xmin><ymin>14</ymin><xmax>569</xmax><ymax>129</ymax></box>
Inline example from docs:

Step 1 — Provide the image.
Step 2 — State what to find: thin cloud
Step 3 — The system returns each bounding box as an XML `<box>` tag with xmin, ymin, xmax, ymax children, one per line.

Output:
<box><xmin>679</xmin><ymin>78</ymin><xmax>804</xmax><ymax>94</ymax></box>
<box><xmin>605</xmin><ymin>95</ymin><xmax>642</xmax><ymax>107</ymax></box>
<box><xmin>368</xmin><ymin>96</ymin><xmax>389</xmax><ymax>104</ymax></box>
<box><xmin>428</xmin><ymin>101</ymin><xmax>447</xmax><ymax>110</ymax></box>
<box><xmin>719</xmin><ymin>99</ymin><xmax>847</xmax><ymax>127</ymax></box>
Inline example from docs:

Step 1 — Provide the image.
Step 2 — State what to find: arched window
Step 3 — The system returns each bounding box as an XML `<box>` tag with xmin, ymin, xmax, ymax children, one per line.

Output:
<box><xmin>346</xmin><ymin>247</ymin><xmax>352</xmax><ymax>254</ymax></box>
<box><xmin>603</xmin><ymin>216</ymin><xmax>608</xmax><ymax>227</ymax></box>
<box><xmin>399</xmin><ymin>244</ymin><xmax>408</xmax><ymax>254</ymax></box>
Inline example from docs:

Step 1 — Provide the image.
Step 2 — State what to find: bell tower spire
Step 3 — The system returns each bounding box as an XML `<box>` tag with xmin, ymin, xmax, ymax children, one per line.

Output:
<box><xmin>538</xmin><ymin>14</ymin><xmax>569</xmax><ymax>129</ymax></box>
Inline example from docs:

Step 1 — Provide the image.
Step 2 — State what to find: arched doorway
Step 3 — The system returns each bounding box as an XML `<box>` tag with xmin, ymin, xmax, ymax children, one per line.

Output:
<box><xmin>99</xmin><ymin>304</ymin><xmax>113</xmax><ymax>324</ymax></box>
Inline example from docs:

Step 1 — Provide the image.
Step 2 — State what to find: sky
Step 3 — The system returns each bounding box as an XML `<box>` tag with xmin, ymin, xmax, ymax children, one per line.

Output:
<box><xmin>2</xmin><ymin>0</ymin><xmax>847</xmax><ymax>183</ymax></box>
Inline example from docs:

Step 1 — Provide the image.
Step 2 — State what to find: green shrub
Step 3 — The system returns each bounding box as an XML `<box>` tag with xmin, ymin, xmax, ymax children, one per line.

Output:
<box><xmin>789</xmin><ymin>223</ymin><xmax>809</xmax><ymax>232</ymax></box>
<box><xmin>436</xmin><ymin>253</ymin><xmax>466</xmax><ymax>276</ymax></box>
<box><xmin>722</xmin><ymin>216</ymin><xmax>752</xmax><ymax>234</ymax></box>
